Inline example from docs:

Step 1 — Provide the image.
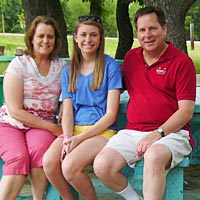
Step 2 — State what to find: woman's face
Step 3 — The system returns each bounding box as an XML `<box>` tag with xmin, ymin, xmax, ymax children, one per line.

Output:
<box><xmin>74</xmin><ymin>24</ymin><xmax>101</xmax><ymax>56</ymax></box>
<box><xmin>32</xmin><ymin>22</ymin><xmax>55</xmax><ymax>57</ymax></box>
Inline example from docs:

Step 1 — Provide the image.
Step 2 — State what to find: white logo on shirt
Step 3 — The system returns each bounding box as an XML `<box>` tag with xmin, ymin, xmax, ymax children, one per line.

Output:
<box><xmin>156</xmin><ymin>67</ymin><xmax>167</xmax><ymax>75</ymax></box>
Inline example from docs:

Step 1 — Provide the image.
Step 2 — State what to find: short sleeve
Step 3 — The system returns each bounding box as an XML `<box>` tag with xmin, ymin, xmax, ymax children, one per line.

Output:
<box><xmin>61</xmin><ymin>65</ymin><xmax>71</xmax><ymax>100</ymax></box>
<box><xmin>105</xmin><ymin>55</ymin><xmax>122</xmax><ymax>90</ymax></box>
<box><xmin>5</xmin><ymin>56</ymin><xmax>26</xmax><ymax>80</ymax></box>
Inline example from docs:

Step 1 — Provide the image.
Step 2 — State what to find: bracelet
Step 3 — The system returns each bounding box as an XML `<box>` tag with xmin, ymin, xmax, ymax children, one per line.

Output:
<box><xmin>64</xmin><ymin>134</ymin><xmax>72</xmax><ymax>139</ymax></box>
<box><xmin>59</xmin><ymin>134</ymin><xmax>72</xmax><ymax>139</ymax></box>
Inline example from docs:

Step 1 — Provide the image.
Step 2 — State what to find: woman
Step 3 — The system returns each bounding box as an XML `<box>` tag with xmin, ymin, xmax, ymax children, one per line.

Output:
<box><xmin>43</xmin><ymin>15</ymin><xmax>122</xmax><ymax>200</ymax></box>
<box><xmin>0</xmin><ymin>16</ymin><xmax>66</xmax><ymax>200</ymax></box>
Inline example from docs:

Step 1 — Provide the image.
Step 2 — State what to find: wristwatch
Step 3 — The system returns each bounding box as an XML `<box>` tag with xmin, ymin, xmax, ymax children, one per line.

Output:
<box><xmin>157</xmin><ymin>128</ymin><xmax>165</xmax><ymax>137</ymax></box>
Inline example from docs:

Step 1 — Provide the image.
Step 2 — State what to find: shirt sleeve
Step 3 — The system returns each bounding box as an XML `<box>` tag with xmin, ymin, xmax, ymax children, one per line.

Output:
<box><xmin>61</xmin><ymin>65</ymin><xmax>71</xmax><ymax>100</ymax></box>
<box><xmin>176</xmin><ymin>57</ymin><xmax>196</xmax><ymax>101</ymax></box>
<box><xmin>105</xmin><ymin>55</ymin><xmax>123</xmax><ymax>90</ymax></box>
<box><xmin>5</xmin><ymin>56</ymin><xmax>25</xmax><ymax>80</ymax></box>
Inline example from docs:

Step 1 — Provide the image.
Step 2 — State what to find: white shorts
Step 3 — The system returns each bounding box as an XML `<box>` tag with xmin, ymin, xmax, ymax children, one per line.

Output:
<box><xmin>105</xmin><ymin>129</ymin><xmax>192</xmax><ymax>169</ymax></box>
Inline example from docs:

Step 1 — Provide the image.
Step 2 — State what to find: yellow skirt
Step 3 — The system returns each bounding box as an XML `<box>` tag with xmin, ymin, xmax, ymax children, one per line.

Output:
<box><xmin>73</xmin><ymin>125</ymin><xmax>117</xmax><ymax>140</ymax></box>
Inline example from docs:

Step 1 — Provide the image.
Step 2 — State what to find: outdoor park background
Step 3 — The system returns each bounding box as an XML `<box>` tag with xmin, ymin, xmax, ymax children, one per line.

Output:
<box><xmin>1</xmin><ymin>0</ymin><xmax>200</xmax><ymax>40</ymax></box>
<box><xmin>1</xmin><ymin>0</ymin><xmax>200</xmax><ymax>73</ymax></box>
<box><xmin>0</xmin><ymin>33</ymin><xmax>200</xmax><ymax>74</ymax></box>
<box><xmin>0</xmin><ymin>1</ymin><xmax>200</xmax><ymax>199</ymax></box>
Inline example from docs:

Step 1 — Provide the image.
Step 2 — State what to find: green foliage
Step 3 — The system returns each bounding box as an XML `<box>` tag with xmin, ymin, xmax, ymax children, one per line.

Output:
<box><xmin>185</xmin><ymin>0</ymin><xmax>200</xmax><ymax>41</ymax></box>
<box><xmin>61</xmin><ymin>0</ymin><xmax>90</xmax><ymax>34</ymax></box>
<box><xmin>0</xmin><ymin>0</ymin><xmax>200</xmax><ymax>41</ymax></box>
<box><xmin>18</xmin><ymin>12</ymin><xmax>26</xmax><ymax>33</ymax></box>
<box><xmin>61</xmin><ymin>0</ymin><xmax>118</xmax><ymax>37</ymax></box>
<box><xmin>128</xmin><ymin>2</ymin><xmax>142</xmax><ymax>37</ymax></box>
<box><xmin>0</xmin><ymin>0</ymin><xmax>24</xmax><ymax>33</ymax></box>
<box><xmin>102</xmin><ymin>0</ymin><xmax>117</xmax><ymax>37</ymax></box>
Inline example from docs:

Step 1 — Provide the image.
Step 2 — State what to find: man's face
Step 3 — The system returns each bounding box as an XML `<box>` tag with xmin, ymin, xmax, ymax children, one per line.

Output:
<box><xmin>136</xmin><ymin>13</ymin><xmax>167</xmax><ymax>53</ymax></box>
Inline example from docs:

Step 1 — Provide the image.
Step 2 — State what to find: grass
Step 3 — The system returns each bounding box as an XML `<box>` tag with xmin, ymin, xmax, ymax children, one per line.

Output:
<box><xmin>0</xmin><ymin>33</ymin><xmax>200</xmax><ymax>74</ymax></box>
<box><xmin>0</xmin><ymin>34</ymin><xmax>26</xmax><ymax>56</ymax></box>
<box><xmin>187</xmin><ymin>42</ymin><xmax>200</xmax><ymax>73</ymax></box>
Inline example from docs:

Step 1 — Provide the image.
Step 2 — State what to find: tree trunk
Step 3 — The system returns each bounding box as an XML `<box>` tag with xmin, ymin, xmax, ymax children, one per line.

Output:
<box><xmin>90</xmin><ymin>0</ymin><xmax>104</xmax><ymax>17</ymax></box>
<box><xmin>144</xmin><ymin>0</ymin><xmax>197</xmax><ymax>53</ymax></box>
<box><xmin>115</xmin><ymin>0</ymin><xmax>133</xmax><ymax>59</ymax></box>
<box><xmin>22</xmin><ymin>0</ymin><xmax>46</xmax><ymax>27</ymax></box>
<box><xmin>46</xmin><ymin>0</ymin><xmax>68</xmax><ymax>57</ymax></box>
<box><xmin>22</xmin><ymin>0</ymin><xmax>69</xmax><ymax>57</ymax></box>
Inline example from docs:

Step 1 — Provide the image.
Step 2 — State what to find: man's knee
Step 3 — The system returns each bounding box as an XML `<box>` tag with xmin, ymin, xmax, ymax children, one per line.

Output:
<box><xmin>93</xmin><ymin>154</ymin><xmax>111</xmax><ymax>179</ymax></box>
<box><xmin>144</xmin><ymin>144</ymin><xmax>171</xmax><ymax>169</ymax></box>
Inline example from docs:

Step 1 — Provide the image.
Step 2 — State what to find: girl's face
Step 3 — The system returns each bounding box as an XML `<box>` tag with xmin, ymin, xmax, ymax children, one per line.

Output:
<box><xmin>74</xmin><ymin>24</ymin><xmax>101</xmax><ymax>56</ymax></box>
<box><xmin>32</xmin><ymin>22</ymin><xmax>55</xmax><ymax>57</ymax></box>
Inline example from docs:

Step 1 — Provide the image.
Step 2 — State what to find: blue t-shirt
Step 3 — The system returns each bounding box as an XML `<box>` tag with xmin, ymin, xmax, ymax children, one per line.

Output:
<box><xmin>61</xmin><ymin>55</ymin><xmax>122</xmax><ymax>130</ymax></box>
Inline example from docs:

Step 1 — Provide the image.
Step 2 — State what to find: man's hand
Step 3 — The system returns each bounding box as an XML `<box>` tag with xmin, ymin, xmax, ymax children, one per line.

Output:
<box><xmin>136</xmin><ymin>131</ymin><xmax>161</xmax><ymax>158</ymax></box>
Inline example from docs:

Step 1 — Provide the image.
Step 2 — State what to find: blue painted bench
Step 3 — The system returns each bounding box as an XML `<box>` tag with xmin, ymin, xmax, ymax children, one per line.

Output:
<box><xmin>0</xmin><ymin>156</ymin><xmax>189</xmax><ymax>200</ymax></box>
<box><xmin>190</xmin><ymin>86</ymin><xmax>200</xmax><ymax>164</ymax></box>
<box><xmin>0</xmin><ymin>56</ymin><xmax>123</xmax><ymax>64</ymax></box>
<box><xmin>122</xmin><ymin>157</ymin><xmax>189</xmax><ymax>200</ymax></box>
<box><xmin>0</xmin><ymin>56</ymin><xmax>15</xmax><ymax>62</ymax></box>
<box><xmin>0</xmin><ymin>75</ymin><xmax>4</xmax><ymax>106</ymax></box>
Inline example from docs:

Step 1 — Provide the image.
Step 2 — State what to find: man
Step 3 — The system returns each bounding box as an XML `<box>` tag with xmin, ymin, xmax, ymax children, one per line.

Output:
<box><xmin>93</xmin><ymin>6</ymin><xmax>196</xmax><ymax>200</ymax></box>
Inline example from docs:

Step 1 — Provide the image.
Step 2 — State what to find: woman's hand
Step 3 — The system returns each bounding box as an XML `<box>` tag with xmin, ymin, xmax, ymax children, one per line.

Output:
<box><xmin>57</xmin><ymin>103</ymin><xmax>63</xmax><ymax>123</ymax></box>
<box><xmin>51</xmin><ymin>124</ymin><xmax>63</xmax><ymax>136</ymax></box>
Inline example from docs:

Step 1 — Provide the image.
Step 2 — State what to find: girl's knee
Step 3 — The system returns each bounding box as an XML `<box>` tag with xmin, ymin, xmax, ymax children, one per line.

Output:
<box><xmin>43</xmin><ymin>153</ymin><xmax>60</xmax><ymax>175</ymax></box>
<box><xmin>61</xmin><ymin>161</ymin><xmax>77</xmax><ymax>182</ymax></box>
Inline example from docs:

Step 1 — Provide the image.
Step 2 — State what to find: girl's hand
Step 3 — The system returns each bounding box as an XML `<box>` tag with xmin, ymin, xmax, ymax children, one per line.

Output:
<box><xmin>60</xmin><ymin>144</ymin><xmax>70</xmax><ymax>161</ymax></box>
<box><xmin>61</xmin><ymin>147</ymin><xmax>67</xmax><ymax>161</ymax></box>
<box><xmin>63</xmin><ymin>135</ymin><xmax>82</xmax><ymax>152</ymax></box>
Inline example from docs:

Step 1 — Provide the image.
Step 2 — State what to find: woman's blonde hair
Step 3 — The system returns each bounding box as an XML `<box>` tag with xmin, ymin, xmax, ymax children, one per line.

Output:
<box><xmin>69</xmin><ymin>15</ymin><xmax>105</xmax><ymax>92</ymax></box>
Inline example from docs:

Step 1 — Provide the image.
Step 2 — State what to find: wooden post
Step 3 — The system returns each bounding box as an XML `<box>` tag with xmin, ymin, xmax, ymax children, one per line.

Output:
<box><xmin>190</xmin><ymin>23</ymin><xmax>194</xmax><ymax>50</ymax></box>
<box><xmin>0</xmin><ymin>46</ymin><xmax>5</xmax><ymax>56</ymax></box>
<box><xmin>15</xmin><ymin>47</ymin><xmax>24</xmax><ymax>56</ymax></box>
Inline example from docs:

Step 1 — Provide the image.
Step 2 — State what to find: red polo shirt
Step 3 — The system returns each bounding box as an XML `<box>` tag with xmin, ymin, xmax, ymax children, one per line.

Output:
<box><xmin>122</xmin><ymin>42</ymin><xmax>196</xmax><ymax>147</ymax></box>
